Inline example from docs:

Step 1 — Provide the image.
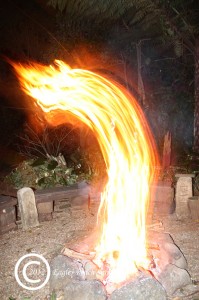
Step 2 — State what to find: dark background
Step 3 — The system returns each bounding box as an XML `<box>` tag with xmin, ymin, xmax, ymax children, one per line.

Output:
<box><xmin>0</xmin><ymin>0</ymin><xmax>196</xmax><ymax>171</ymax></box>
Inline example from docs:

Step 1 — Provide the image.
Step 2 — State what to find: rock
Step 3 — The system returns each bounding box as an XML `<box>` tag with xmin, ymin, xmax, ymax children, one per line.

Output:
<box><xmin>174</xmin><ymin>255</ymin><xmax>188</xmax><ymax>270</ymax></box>
<box><xmin>37</xmin><ymin>201</ymin><xmax>53</xmax><ymax>222</ymax></box>
<box><xmin>151</xmin><ymin>248</ymin><xmax>171</xmax><ymax>270</ymax></box>
<box><xmin>151</xmin><ymin>244</ymin><xmax>187</xmax><ymax>272</ymax></box>
<box><xmin>84</xmin><ymin>260</ymin><xmax>99</xmax><ymax>280</ymax></box>
<box><xmin>147</xmin><ymin>230</ymin><xmax>174</xmax><ymax>245</ymax></box>
<box><xmin>175</xmin><ymin>174</ymin><xmax>194</xmax><ymax>220</ymax></box>
<box><xmin>188</xmin><ymin>196</ymin><xmax>199</xmax><ymax>220</ymax></box>
<box><xmin>162</xmin><ymin>242</ymin><xmax>182</xmax><ymax>260</ymax></box>
<box><xmin>0</xmin><ymin>196</ymin><xmax>17</xmax><ymax>234</ymax></box>
<box><xmin>108</xmin><ymin>273</ymin><xmax>167</xmax><ymax>300</ymax></box>
<box><xmin>71</xmin><ymin>195</ymin><xmax>88</xmax><ymax>208</ymax></box>
<box><xmin>157</xmin><ymin>264</ymin><xmax>191</xmax><ymax>296</ymax></box>
<box><xmin>50</xmin><ymin>255</ymin><xmax>85</xmax><ymax>291</ymax></box>
<box><xmin>150</xmin><ymin>182</ymin><xmax>175</xmax><ymax>216</ymax></box>
<box><xmin>37</xmin><ymin>201</ymin><xmax>53</xmax><ymax>214</ymax></box>
<box><xmin>64</xmin><ymin>280</ymin><xmax>107</xmax><ymax>300</ymax></box>
<box><xmin>162</xmin><ymin>243</ymin><xmax>187</xmax><ymax>269</ymax></box>
<box><xmin>54</xmin><ymin>198</ymin><xmax>71</xmax><ymax>212</ymax></box>
<box><xmin>17</xmin><ymin>187</ymin><xmax>39</xmax><ymax>230</ymax></box>
<box><xmin>148</xmin><ymin>233</ymin><xmax>187</xmax><ymax>270</ymax></box>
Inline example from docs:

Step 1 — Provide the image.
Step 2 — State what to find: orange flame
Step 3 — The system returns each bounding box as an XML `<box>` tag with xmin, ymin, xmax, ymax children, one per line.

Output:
<box><xmin>11</xmin><ymin>59</ymin><xmax>158</xmax><ymax>284</ymax></box>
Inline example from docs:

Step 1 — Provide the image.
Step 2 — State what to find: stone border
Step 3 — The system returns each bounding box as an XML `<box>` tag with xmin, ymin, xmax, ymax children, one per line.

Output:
<box><xmin>0</xmin><ymin>182</ymin><xmax>90</xmax><ymax>233</ymax></box>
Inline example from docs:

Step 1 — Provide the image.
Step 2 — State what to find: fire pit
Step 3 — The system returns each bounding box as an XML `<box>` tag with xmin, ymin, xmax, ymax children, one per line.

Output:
<box><xmin>11</xmin><ymin>60</ymin><xmax>191</xmax><ymax>299</ymax></box>
<box><xmin>47</xmin><ymin>225</ymin><xmax>191</xmax><ymax>299</ymax></box>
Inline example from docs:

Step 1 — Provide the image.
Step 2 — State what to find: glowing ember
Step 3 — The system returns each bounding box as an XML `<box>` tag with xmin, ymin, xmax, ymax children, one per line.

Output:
<box><xmin>11</xmin><ymin>59</ymin><xmax>158</xmax><ymax>284</ymax></box>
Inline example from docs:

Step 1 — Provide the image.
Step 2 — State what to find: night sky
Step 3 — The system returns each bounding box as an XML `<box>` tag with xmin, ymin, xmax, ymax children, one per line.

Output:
<box><xmin>0</xmin><ymin>0</ymin><xmax>57</xmax><ymax>171</ymax></box>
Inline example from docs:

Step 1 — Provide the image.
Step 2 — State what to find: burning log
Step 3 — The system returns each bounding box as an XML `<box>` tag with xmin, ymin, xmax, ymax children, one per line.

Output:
<box><xmin>61</xmin><ymin>247</ymin><xmax>94</xmax><ymax>261</ymax></box>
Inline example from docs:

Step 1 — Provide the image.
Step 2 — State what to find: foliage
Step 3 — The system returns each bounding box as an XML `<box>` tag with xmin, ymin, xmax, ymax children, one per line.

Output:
<box><xmin>48</xmin><ymin>0</ymin><xmax>198</xmax><ymax>58</ymax></box>
<box><xmin>5</xmin><ymin>138</ymin><xmax>106</xmax><ymax>189</ymax></box>
<box><xmin>159</xmin><ymin>151</ymin><xmax>199</xmax><ymax>188</ymax></box>
<box><xmin>48</xmin><ymin>0</ymin><xmax>162</xmax><ymax>41</ymax></box>
<box><xmin>7</xmin><ymin>118</ymin><xmax>106</xmax><ymax>190</ymax></box>
<box><xmin>48</xmin><ymin>0</ymin><xmax>161</xmax><ymax>26</ymax></box>
<box><xmin>50</xmin><ymin>291</ymin><xmax>57</xmax><ymax>300</ymax></box>
<box><xmin>177</xmin><ymin>151</ymin><xmax>199</xmax><ymax>174</ymax></box>
<box><xmin>5</xmin><ymin>156</ymin><xmax>80</xmax><ymax>189</ymax></box>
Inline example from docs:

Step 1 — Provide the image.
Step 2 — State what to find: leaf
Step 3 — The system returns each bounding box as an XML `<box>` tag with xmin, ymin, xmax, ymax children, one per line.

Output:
<box><xmin>61</xmin><ymin>177</ymin><xmax>68</xmax><ymax>185</ymax></box>
<box><xmin>38</xmin><ymin>177</ymin><xmax>46</xmax><ymax>186</ymax></box>
<box><xmin>50</xmin><ymin>291</ymin><xmax>57</xmax><ymax>300</ymax></box>
<box><xmin>30</xmin><ymin>158</ymin><xmax>46</xmax><ymax>167</ymax></box>
<box><xmin>65</xmin><ymin>168</ymin><xmax>73</xmax><ymax>175</ymax></box>
<box><xmin>47</xmin><ymin>160</ymin><xmax>58</xmax><ymax>170</ymax></box>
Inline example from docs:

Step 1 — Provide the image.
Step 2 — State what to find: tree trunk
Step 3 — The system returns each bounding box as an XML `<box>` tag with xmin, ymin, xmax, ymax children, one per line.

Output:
<box><xmin>136</xmin><ymin>41</ymin><xmax>146</xmax><ymax>107</ymax></box>
<box><xmin>193</xmin><ymin>38</ymin><xmax>199</xmax><ymax>152</ymax></box>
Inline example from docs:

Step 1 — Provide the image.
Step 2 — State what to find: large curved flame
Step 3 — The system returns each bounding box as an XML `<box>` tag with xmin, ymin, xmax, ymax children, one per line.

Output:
<box><xmin>11</xmin><ymin>59</ymin><xmax>158</xmax><ymax>284</ymax></box>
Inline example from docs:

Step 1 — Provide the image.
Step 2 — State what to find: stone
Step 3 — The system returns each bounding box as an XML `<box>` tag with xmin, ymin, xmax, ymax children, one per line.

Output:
<box><xmin>151</xmin><ymin>242</ymin><xmax>187</xmax><ymax>272</ymax></box>
<box><xmin>174</xmin><ymin>255</ymin><xmax>188</xmax><ymax>270</ymax></box>
<box><xmin>71</xmin><ymin>195</ymin><xmax>88</xmax><ymax>208</ymax></box>
<box><xmin>150</xmin><ymin>182</ymin><xmax>174</xmax><ymax>216</ymax></box>
<box><xmin>0</xmin><ymin>196</ymin><xmax>17</xmax><ymax>234</ymax></box>
<box><xmin>54</xmin><ymin>198</ymin><xmax>71</xmax><ymax>212</ymax></box>
<box><xmin>162</xmin><ymin>242</ymin><xmax>187</xmax><ymax>269</ymax></box>
<box><xmin>148</xmin><ymin>232</ymin><xmax>187</xmax><ymax>270</ymax></box>
<box><xmin>147</xmin><ymin>230</ymin><xmax>174</xmax><ymax>245</ymax></box>
<box><xmin>151</xmin><ymin>248</ymin><xmax>171</xmax><ymax>271</ymax></box>
<box><xmin>50</xmin><ymin>255</ymin><xmax>85</xmax><ymax>292</ymax></box>
<box><xmin>65</xmin><ymin>229</ymin><xmax>98</xmax><ymax>253</ymax></box>
<box><xmin>162</xmin><ymin>242</ymin><xmax>182</xmax><ymax>260</ymax></box>
<box><xmin>0</xmin><ymin>222</ymin><xmax>17</xmax><ymax>234</ymax></box>
<box><xmin>84</xmin><ymin>260</ymin><xmax>99</xmax><ymax>280</ymax></box>
<box><xmin>108</xmin><ymin>273</ymin><xmax>167</xmax><ymax>300</ymax></box>
<box><xmin>17</xmin><ymin>187</ymin><xmax>39</xmax><ymax>230</ymax></box>
<box><xmin>157</xmin><ymin>264</ymin><xmax>191</xmax><ymax>296</ymax></box>
<box><xmin>64</xmin><ymin>280</ymin><xmax>107</xmax><ymax>300</ymax></box>
<box><xmin>37</xmin><ymin>201</ymin><xmax>53</xmax><ymax>222</ymax></box>
<box><xmin>188</xmin><ymin>196</ymin><xmax>199</xmax><ymax>220</ymax></box>
<box><xmin>37</xmin><ymin>201</ymin><xmax>53</xmax><ymax>214</ymax></box>
<box><xmin>175</xmin><ymin>174</ymin><xmax>195</xmax><ymax>178</ymax></box>
<box><xmin>175</xmin><ymin>175</ymin><xmax>194</xmax><ymax>219</ymax></box>
<box><xmin>0</xmin><ymin>207</ymin><xmax>16</xmax><ymax>227</ymax></box>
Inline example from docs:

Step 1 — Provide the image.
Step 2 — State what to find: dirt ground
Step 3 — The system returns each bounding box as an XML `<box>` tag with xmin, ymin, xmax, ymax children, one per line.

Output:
<box><xmin>0</xmin><ymin>203</ymin><xmax>199</xmax><ymax>300</ymax></box>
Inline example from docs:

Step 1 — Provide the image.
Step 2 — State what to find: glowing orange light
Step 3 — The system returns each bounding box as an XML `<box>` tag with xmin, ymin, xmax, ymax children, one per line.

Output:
<box><xmin>11</xmin><ymin>59</ymin><xmax>158</xmax><ymax>284</ymax></box>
